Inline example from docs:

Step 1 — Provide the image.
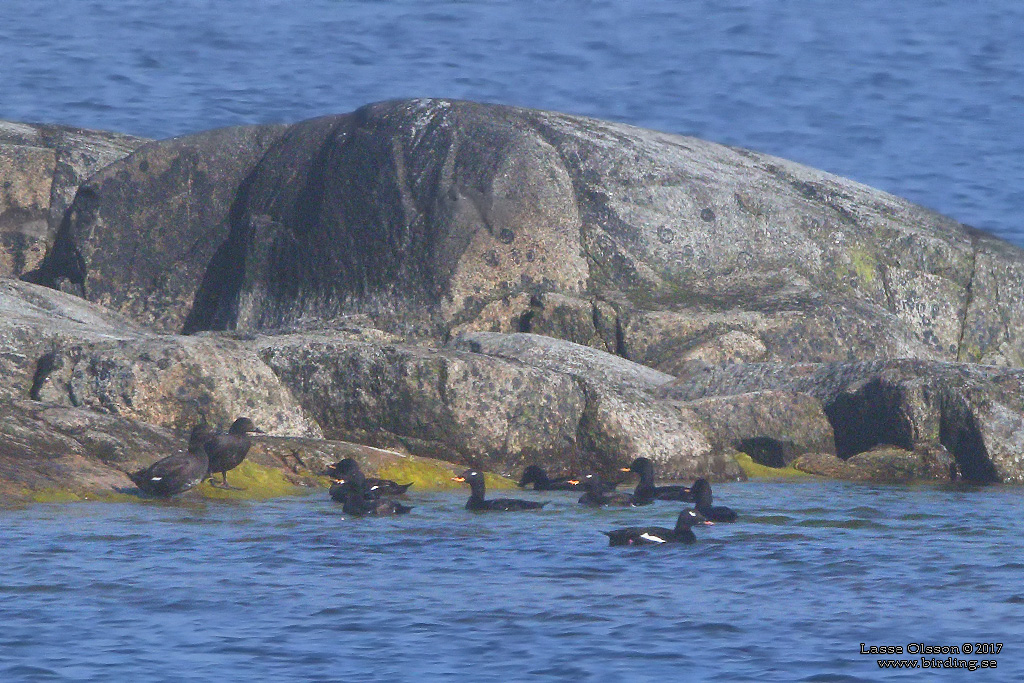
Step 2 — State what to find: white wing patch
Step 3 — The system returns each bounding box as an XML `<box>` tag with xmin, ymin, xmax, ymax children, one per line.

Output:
<box><xmin>639</xmin><ymin>533</ymin><xmax>666</xmax><ymax>543</ymax></box>
<box><xmin>150</xmin><ymin>476</ymin><xmax>163</xmax><ymax>482</ymax></box>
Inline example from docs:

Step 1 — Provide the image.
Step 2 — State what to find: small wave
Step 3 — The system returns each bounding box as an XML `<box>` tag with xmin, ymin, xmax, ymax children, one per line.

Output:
<box><xmin>796</xmin><ymin>519</ymin><xmax>886</xmax><ymax>529</ymax></box>
<box><xmin>1</xmin><ymin>665</ymin><xmax>61</xmax><ymax>679</ymax></box>
<box><xmin>747</xmin><ymin>514</ymin><xmax>795</xmax><ymax>525</ymax></box>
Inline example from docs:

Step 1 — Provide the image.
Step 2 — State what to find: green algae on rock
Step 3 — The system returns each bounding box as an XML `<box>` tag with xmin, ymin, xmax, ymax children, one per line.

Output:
<box><xmin>734</xmin><ymin>453</ymin><xmax>814</xmax><ymax>479</ymax></box>
<box><xmin>194</xmin><ymin>460</ymin><xmax>307</xmax><ymax>500</ymax></box>
<box><xmin>376</xmin><ymin>459</ymin><xmax>517</xmax><ymax>491</ymax></box>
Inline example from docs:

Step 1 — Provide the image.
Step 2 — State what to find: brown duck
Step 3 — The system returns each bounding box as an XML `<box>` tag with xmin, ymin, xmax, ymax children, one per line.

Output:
<box><xmin>205</xmin><ymin>417</ymin><xmax>263</xmax><ymax>489</ymax></box>
<box><xmin>128</xmin><ymin>425</ymin><xmax>212</xmax><ymax>498</ymax></box>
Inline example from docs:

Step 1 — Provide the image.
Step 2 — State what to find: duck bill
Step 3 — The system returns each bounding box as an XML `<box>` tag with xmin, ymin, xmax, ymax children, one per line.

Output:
<box><xmin>567</xmin><ymin>480</ymin><xmax>580</xmax><ymax>486</ymax></box>
<box><xmin>619</xmin><ymin>467</ymin><xmax>631</xmax><ymax>472</ymax></box>
<box><xmin>451</xmin><ymin>476</ymin><xmax>466</xmax><ymax>482</ymax></box>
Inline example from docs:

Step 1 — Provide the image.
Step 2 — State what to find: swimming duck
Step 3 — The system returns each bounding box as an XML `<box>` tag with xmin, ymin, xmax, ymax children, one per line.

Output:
<box><xmin>603</xmin><ymin>508</ymin><xmax>711</xmax><ymax>546</ymax></box>
<box><xmin>519</xmin><ymin>465</ymin><xmax>618</xmax><ymax>492</ymax></box>
<box><xmin>621</xmin><ymin>457</ymin><xmax>694</xmax><ymax>502</ymax></box>
<box><xmin>127</xmin><ymin>424</ymin><xmax>211</xmax><ymax>498</ymax></box>
<box><xmin>205</xmin><ymin>417</ymin><xmax>263</xmax><ymax>490</ymax></box>
<box><xmin>453</xmin><ymin>469</ymin><xmax>546</xmax><ymax>511</ymax></box>
<box><xmin>329</xmin><ymin>466</ymin><xmax>413</xmax><ymax>516</ymax></box>
<box><xmin>573</xmin><ymin>473</ymin><xmax>651</xmax><ymax>507</ymax></box>
<box><xmin>517</xmin><ymin>465</ymin><xmax>578</xmax><ymax>491</ymax></box>
<box><xmin>691</xmin><ymin>478</ymin><xmax>737</xmax><ymax>522</ymax></box>
<box><xmin>325</xmin><ymin>458</ymin><xmax>412</xmax><ymax>496</ymax></box>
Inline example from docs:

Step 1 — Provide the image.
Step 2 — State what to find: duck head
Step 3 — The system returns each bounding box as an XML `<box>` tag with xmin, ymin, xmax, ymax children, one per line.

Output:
<box><xmin>622</xmin><ymin>457</ymin><xmax>656</xmax><ymax>493</ymax></box>
<box><xmin>690</xmin><ymin>478</ymin><xmax>713</xmax><ymax>506</ymax></box>
<box><xmin>622</xmin><ymin>457</ymin><xmax>654</xmax><ymax>477</ymax></box>
<box><xmin>326</xmin><ymin>458</ymin><xmax>361</xmax><ymax>479</ymax></box>
<box><xmin>675</xmin><ymin>508</ymin><xmax>711</xmax><ymax>532</ymax></box>
<box><xmin>517</xmin><ymin>465</ymin><xmax>547</xmax><ymax>487</ymax></box>
<box><xmin>452</xmin><ymin>469</ymin><xmax>486</xmax><ymax>497</ymax></box>
<box><xmin>571</xmin><ymin>473</ymin><xmax>603</xmax><ymax>492</ymax></box>
<box><xmin>228</xmin><ymin>417</ymin><xmax>263</xmax><ymax>435</ymax></box>
<box><xmin>187</xmin><ymin>423</ymin><xmax>214</xmax><ymax>454</ymax></box>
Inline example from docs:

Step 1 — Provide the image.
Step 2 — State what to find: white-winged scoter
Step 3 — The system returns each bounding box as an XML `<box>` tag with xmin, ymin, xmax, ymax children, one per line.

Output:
<box><xmin>603</xmin><ymin>508</ymin><xmax>712</xmax><ymax>546</ymax></box>
<box><xmin>326</xmin><ymin>458</ymin><xmax>412</xmax><ymax>496</ymax></box>
<box><xmin>205</xmin><ymin>417</ymin><xmax>262</xmax><ymax>490</ymax></box>
<box><xmin>453</xmin><ymin>469</ymin><xmax>546</xmax><ymax>511</ymax></box>
<box><xmin>127</xmin><ymin>424</ymin><xmax>211</xmax><ymax>498</ymax></box>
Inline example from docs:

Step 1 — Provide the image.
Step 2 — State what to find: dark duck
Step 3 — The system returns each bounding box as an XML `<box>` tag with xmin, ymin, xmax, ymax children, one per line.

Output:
<box><xmin>573</xmin><ymin>473</ymin><xmax>650</xmax><ymax>507</ymax></box>
<box><xmin>205</xmin><ymin>417</ymin><xmax>262</xmax><ymax>490</ymax></box>
<box><xmin>622</xmin><ymin>457</ymin><xmax>694</xmax><ymax>502</ymax></box>
<box><xmin>329</xmin><ymin>464</ymin><xmax>412</xmax><ymax>516</ymax></box>
<box><xmin>604</xmin><ymin>508</ymin><xmax>711</xmax><ymax>546</ymax></box>
<box><xmin>519</xmin><ymin>465</ymin><xmax>617</xmax><ymax>492</ymax></box>
<box><xmin>127</xmin><ymin>425</ymin><xmax>211</xmax><ymax>498</ymax></box>
<box><xmin>453</xmin><ymin>469</ymin><xmax>546</xmax><ymax>511</ymax></box>
<box><xmin>325</xmin><ymin>458</ymin><xmax>412</xmax><ymax>496</ymax></box>
<box><xmin>691</xmin><ymin>478</ymin><xmax>738</xmax><ymax>522</ymax></box>
<box><xmin>517</xmin><ymin>465</ymin><xmax>579</xmax><ymax>491</ymax></box>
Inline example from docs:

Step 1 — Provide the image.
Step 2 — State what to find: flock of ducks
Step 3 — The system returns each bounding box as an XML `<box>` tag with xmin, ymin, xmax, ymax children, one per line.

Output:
<box><xmin>328</xmin><ymin>456</ymin><xmax>738</xmax><ymax>547</ymax></box>
<box><xmin>127</xmin><ymin>417</ymin><xmax>263</xmax><ymax>497</ymax></box>
<box><xmin>126</xmin><ymin>420</ymin><xmax>736</xmax><ymax>547</ymax></box>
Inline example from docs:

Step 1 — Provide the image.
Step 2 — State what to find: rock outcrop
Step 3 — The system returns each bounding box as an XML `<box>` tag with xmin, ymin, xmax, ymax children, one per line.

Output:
<box><xmin>1</xmin><ymin>121</ymin><xmax>146</xmax><ymax>280</ymax></box>
<box><xmin>0</xmin><ymin>397</ymin><xmax>491</xmax><ymax>503</ymax></box>
<box><xmin>30</xmin><ymin>124</ymin><xmax>288</xmax><ymax>333</ymax></box>
<box><xmin>658</xmin><ymin>358</ymin><xmax>1024</xmax><ymax>483</ymax></box>
<box><xmin>0</xmin><ymin>277</ymin><xmax>319</xmax><ymax>437</ymax></box>
<box><xmin>4</xmin><ymin>99</ymin><xmax>1024</xmax><ymax>496</ymax></box>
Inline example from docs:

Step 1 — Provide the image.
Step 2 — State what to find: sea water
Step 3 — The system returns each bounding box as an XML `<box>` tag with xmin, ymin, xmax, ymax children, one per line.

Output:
<box><xmin>1</xmin><ymin>483</ymin><xmax>1022</xmax><ymax>681</ymax></box>
<box><xmin>1</xmin><ymin>2</ymin><xmax>1023</xmax><ymax>679</ymax></box>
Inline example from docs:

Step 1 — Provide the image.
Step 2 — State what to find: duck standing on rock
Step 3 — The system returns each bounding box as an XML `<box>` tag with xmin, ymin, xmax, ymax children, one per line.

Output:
<box><xmin>603</xmin><ymin>509</ymin><xmax>712</xmax><ymax>546</ymax></box>
<box><xmin>453</xmin><ymin>469</ymin><xmax>546</xmax><ymax>511</ymax></box>
<box><xmin>325</xmin><ymin>458</ymin><xmax>412</xmax><ymax>496</ymax></box>
<box><xmin>205</xmin><ymin>417</ymin><xmax>263</xmax><ymax>490</ymax></box>
<box><xmin>621</xmin><ymin>457</ymin><xmax>693</xmax><ymax>502</ymax></box>
<box><xmin>691</xmin><ymin>478</ymin><xmax>738</xmax><ymax>522</ymax></box>
<box><xmin>127</xmin><ymin>424</ymin><xmax>211</xmax><ymax>498</ymax></box>
<box><xmin>329</xmin><ymin>461</ymin><xmax>413</xmax><ymax>516</ymax></box>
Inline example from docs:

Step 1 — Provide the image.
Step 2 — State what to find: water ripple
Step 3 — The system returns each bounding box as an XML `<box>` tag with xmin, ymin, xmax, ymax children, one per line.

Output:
<box><xmin>2</xmin><ymin>478</ymin><xmax>1023</xmax><ymax>681</ymax></box>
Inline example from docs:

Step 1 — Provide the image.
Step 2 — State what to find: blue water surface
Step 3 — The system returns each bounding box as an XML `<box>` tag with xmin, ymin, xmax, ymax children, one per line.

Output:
<box><xmin>2</xmin><ymin>3</ymin><xmax>1023</xmax><ymax>680</ymax></box>
<box><xmin>0</xmin><ymin>1</ymin><xmax>1021</xmax><ymax>244</ymax></box>
<box><xmin>1</xmin><ymin>483</ymin><xmax>1022</xmax><ymax>682</ymax></box>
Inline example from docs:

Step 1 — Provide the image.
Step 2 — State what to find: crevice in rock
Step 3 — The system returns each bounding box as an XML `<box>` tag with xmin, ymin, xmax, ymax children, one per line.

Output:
<box><xmin>517</xmin><ymin>309</ymin><xmax>534</xmax><ymax>333</ymax></box>
<box><xmin>516</xmin><ymin>292</ymin><xmax>543</xmax><ymax>333</ymax></box>
<box><xmin>824</xmin><ymin>379</ymin><xmax>914</xmax><ymax>459</ymax></box>
<box><xmin>878</xmin><ymin>263</ymin><xmax>897</xmax><ymax>315</ymax></box>
<box><xmin>735</xmin><ymin>436</ymin><xmax>787</xmax><ymax>468</ymax></box>
<box><xmin>21</xmin><ymin>192</ymin><xmax>92</xmax><ymax>298</ymax></box>
<box><xmin>29</xmin><ymin>351</ymin><xmax>60</xmax><ymax>401</ymax></box>
<box><xmin>939</xmin><ymin>396</ymin><xmax>999</xmax><ymax>484</ymax></box>
<box><xmin>614</xmin><ymin>315</ymin><xmax>627</xmax><ymax>359</ymax></box>
<box><xmin>955</xmin><ymin>231</ymin><xmax>979</xmax><ymax>361</ymax></box>
<box><xmin>589</xmin><ymin>298</ymin><xmax>616</xmax><ymax>354</ymax></box>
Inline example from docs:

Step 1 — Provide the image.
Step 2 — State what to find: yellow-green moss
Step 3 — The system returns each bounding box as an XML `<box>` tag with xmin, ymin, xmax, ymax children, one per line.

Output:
<box><xmin>958</xmin><ymin>343</ymin><xmax>983</xmax><ymax>363</ymax></box>
<box><xmin>28</xmin><ymin>488</ymin><xmax>83</xmax><ymax>503</ymax></box>
<box><xmin>195</xmin><ymin>460</ymin><xmax>303</xmax><ymax>500</ymax></box>
<box><xmin>483</xmin><ymin>472</ymin><xmax>517</xmax><ymax>491</ymax></box>
<box><xmin>375</xmin><ymin>459</ymin><xmax>517</xmax><ymax>491</ymax></box>
<box><xmin>25</xmin><ymin>488</ymin><xmax>140</xmax><ymax>504</ymax></box>
<box><xmin>850</xmin><ymin>249</ymin><xmax>878</xmax><ymax>285</ymax></box>
<box><xmin>375</xmin><ymin>459</ymin><xmax>460</xmax><ymax>490</ymax></box>
<box><xmin>734</xmin><ymin>453</ymin><xmax>813</xmax><ymax>479</ymax></box>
